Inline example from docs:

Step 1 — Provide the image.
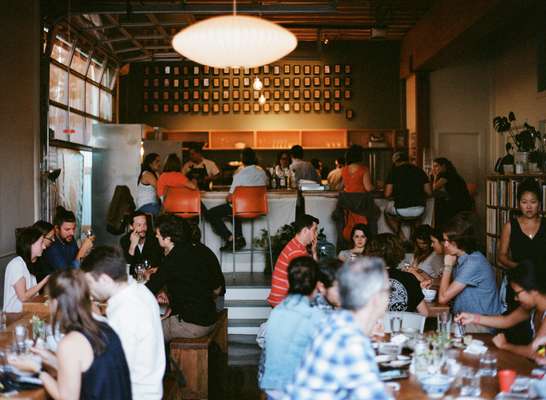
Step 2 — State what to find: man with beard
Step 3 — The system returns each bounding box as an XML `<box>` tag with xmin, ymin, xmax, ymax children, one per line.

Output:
<box><xmin>119</xmin><ymin>211</ymin><xmax>162</xmax><ymax>274</ymax></box>
<box><xmin>44</xmin><ymin>206</ymin><xmax>94</xmax><ymax>271</ymax></box>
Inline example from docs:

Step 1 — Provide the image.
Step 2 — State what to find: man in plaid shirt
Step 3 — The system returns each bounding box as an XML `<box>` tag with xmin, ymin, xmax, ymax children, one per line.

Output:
<box><xmin>283</xmin><ymin>257</ymin><xmax>393</xmax><ymax>400</ymax></box>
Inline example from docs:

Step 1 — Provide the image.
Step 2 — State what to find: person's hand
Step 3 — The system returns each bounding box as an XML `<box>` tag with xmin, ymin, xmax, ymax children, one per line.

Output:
<box><xmin>444</xmin><ymin>255</ymin><xmax>457</xmax><ymax>268</ymax></box>
<box><xmin>157</xmin><ymin>291</ymin><xmax>169</xmax><ymax>305</ymax></box>
<box><xmin>30</xmin><ymin>347</ymin><xmax>57</xmax><ymax>369</ymax></box>
<box><xmin>80</xmin><ymin>237</ymin><xmax>94</xmax><ymax>255</ymax></box>
<box><xmin>455</xmin><ymin>312</ymin><xmax>476</xmax><ymax>325</ymax></box>
<box><xmin>532</xmin><ymin>336</ymin><xmax>546</xmax><ymax>365</ymax></box>
<box><xmin>420</xmin><ymin>279</ymin><xmax>433</xmax><ymax>289</ymax></box>
<box><xmin>492</xmin><ymin>333</ymin><xmax>508</xmax><ymax>350</ymax></box>
<box><xmin>311</xmin><ymin>235</ymin><xmax>318</xmax><ymax>259</ymax></box>
<box><xmin>144</xmin><ymin>267</ymin><xmax>158</xmax><ymax>281</ymax></box>
<box><xmin>161</xmin><ymin>307</ymin><xmax>172</xmax><ymax>321</ymax></box>
<box><xmin>129</xmin><ymin>230</ymin><xmax>141</xmax><ymax>247</ymax></box>
<box><xmin>532</xmin><ymin>336</ymin><xmax>546</xmax><ymax>351</ymax></box>
<box><xmin>226</xmin><ymin>193</ymin><xmax>233</xmax><ymax>203</ymax></box>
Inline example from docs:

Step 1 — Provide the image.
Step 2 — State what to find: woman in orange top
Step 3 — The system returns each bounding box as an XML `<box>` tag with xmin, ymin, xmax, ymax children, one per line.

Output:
<box><xmin>157</xmin><ymin>153</ymin><xmax>197</xmax><ymax>200</ymax></box>
<box><xmin>341</xmin><ymin>145</ymin><xmax>374</xmax><ymax>193</ymax></box>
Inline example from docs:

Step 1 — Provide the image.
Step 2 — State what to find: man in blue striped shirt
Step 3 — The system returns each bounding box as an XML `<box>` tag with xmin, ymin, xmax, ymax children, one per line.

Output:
<box><xmin>283</xmin><ymin>257</ymin><xmax>393</xmax><ymax>400</ymax></box>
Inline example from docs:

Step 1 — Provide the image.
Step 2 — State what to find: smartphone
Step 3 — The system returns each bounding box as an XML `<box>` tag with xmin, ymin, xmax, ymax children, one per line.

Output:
<box><xmin>379</xmin><ymin>369</ymin><xmax>408</xmax><ymax>381</ymax></box>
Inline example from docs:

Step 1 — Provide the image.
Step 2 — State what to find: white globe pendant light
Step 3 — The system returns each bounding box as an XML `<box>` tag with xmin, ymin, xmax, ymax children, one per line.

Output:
<box><xmin>172</xmin><ymin>4</ymin><xmax>297</xmax><ymax>68</ymax></box>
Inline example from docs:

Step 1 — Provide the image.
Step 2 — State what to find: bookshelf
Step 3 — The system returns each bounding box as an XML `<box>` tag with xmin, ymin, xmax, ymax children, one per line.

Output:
<box><xmin>485</xmin><ymin>173</ymin><xmax>546</xmax><ymax>267</ymax></box>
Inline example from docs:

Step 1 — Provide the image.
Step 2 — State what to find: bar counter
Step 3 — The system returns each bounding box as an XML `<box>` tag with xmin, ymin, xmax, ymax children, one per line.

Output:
<box><xmin>201</xmin><ymin>189</ymin><xmax>434</xmax><ymax>271</ymax></box>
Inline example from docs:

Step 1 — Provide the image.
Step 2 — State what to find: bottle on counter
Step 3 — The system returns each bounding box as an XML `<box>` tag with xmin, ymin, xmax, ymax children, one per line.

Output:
<box><xmin>269</xmin><ymin>167</ymin><xmax>277</xmax><ymax>189</ymax></box>
<box><xmin>278</xmin><ymin>168</ymin><xmax>286</xmax><ymax>189</ymax></box>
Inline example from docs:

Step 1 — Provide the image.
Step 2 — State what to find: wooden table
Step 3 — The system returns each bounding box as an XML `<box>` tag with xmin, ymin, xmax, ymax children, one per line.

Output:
<box><xmin>426</xmin><ymin>301</ymin><xmax>450</xmax><ymax>318</ymax></box>
<box><xmin>0</xmin><ymin>312</ymin><xmax>47</xmax><ymax>399</ymax></box>
<box><xmin>396</xmin><ymin>334</ymin><xmax>536</xmax><ymax>399</ymax></box>
<box><xmin>22</xmin><ymin>296</ymin><xmax>49</xmax><ymax>317</ymax></box>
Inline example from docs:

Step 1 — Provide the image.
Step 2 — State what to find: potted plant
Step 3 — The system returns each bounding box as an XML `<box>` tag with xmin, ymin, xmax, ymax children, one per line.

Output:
<box><xmin>493</xmin><ymin>112</ymin><xmax>542</xmax><ymax>172</ymax></box>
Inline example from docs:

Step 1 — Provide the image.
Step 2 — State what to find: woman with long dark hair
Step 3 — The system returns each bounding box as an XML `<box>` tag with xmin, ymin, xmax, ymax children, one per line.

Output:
<box><xmin>341</xmin><ymin>145</ymin><xmax>374</xmax><ymax>193</ymax></box>
<box><xmin>33</xmin><ymin>270</ymin><xmax>132</xmax><ymax>400</ymax></box>
<box><xmin>406</xmin><ymin>225</ymin><xmax>443</xmax><ymax>283</ymax></box>
<box><xmin>338</xmin><ymin>223</ymin><xmax>369</xmax><ymax>262</ymax></box>
<box><xmin>3</xmin><ymin>227</ymin><xmax>50</xmax><ymax>312</ymax></box>
<box><xmin>136</xmin><ymin>153</ymin><xmax>161</xmax><ymax>215</ymax></box>
<box><xmin>32</xmin><ymin>220</ymin><xmax>55</xmax><ymax>281</ymax></box>
<box><xmin>431</xmin><ymin>157</ymin><xmax>473</xmax><ymax>227</ymax></box>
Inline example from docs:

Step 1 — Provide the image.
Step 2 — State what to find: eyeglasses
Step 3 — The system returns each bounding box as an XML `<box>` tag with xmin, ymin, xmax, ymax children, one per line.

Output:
<box><xmin>44</xmin><ymin>236</ymin><xmax>55</xmax><ymax>243</ymax></box>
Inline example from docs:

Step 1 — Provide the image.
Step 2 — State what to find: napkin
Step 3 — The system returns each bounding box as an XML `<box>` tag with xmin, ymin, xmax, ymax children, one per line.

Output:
<box><xmin>463</xmin><ymin>340</ymin><xmax>487</xmax><ymax>355</ymax></box>
<box><xmin>390</xmin><ymin>334</ymin><xmax>408</xmax><ymax>346</ymax></box>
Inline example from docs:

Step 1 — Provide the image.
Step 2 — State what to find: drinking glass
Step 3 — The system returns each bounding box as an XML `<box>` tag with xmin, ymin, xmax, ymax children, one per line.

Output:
<box><xmin>460</xmin><ymin>367</ymin><xmax>481</xmax><ymax>396</ymax></box>
<box><xmin>390</xmin><ymin>316</ymin><xmax>402</xmax><ymax>334</ymax></box>
<box><xmin>14</xmin><ymin>325</ymin><xmax>27</xmax><ymax>354</ymax></box>
<box><xmin>479</xmin><ymin>353</ymin><xmax>498</xmax><ymax>377</ymax></box>
<box><xmin>135</xmin><ymin>264</ymin><xmax>145</xmax><ymax>283</ymax></box>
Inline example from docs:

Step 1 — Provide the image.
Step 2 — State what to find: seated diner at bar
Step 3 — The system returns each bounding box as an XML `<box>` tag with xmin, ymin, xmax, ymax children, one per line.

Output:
<box><xmin>4</xmin><ymin>1</ymin><xmax>546</xmax><ymax>398</ymax></box>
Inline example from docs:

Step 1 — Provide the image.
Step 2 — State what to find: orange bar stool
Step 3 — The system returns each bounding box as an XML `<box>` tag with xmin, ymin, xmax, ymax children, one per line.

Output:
<box><xmin>229</xmin><ymin>186</ymin><xmax>273</xmax><ymax>276</ymax></box>
<box><xmin>163</xmin><ymin>187</ymin><xmax>205</xmax><ymax>242</ymax></box>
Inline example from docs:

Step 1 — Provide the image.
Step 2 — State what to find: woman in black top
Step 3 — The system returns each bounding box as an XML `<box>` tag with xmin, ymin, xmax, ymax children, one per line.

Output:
<box><xmin>498</xmin><ymin>178</ymin><xmax>546</xmax><ymax>344</ymax></box>
<box><xmin>147</xmin><ymin>214</ymin><xmax>225</xmax><ymax>340</ymax></box>
<box><xmin>365</xmin><ymin>233</ymin><xmax>429</xmax><ymax>316</ymax></box>
<box><xmin>33</xmin><ymin>270</ymin><xmax>131</xmax><ymax>400</ymax></box>
<box><xmin>431</xmin><ymin>157</ymin><xmax>473</xmax><ymax>228</ymax></box>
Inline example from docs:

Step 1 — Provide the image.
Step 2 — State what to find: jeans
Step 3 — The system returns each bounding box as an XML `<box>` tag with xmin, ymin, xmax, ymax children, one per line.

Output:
<box><xmin>138</xmin><ymin>202</ymin><xmax>161</xmax><ymax>216</ymax></box>
<box><xmin>206</xmin><ymin>203</ymin><xmax>242</xmax><ymax>241</ymax></box>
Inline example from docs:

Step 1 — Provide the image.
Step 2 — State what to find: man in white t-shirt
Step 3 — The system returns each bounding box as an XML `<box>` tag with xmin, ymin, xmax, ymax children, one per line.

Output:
<box><xmin>207</xmin><ymin>147</ymin><xmax>268</xmax><ymax>250</ymax></box>
<box><xmin>81</xmin><ymin>246</ymin><xmax>165</xmax><ymax>400</ymax></box>
<box><xmin>182</xmin><ymin>145</ymin><xmax>220</xmax><ymax>190</ymax></box>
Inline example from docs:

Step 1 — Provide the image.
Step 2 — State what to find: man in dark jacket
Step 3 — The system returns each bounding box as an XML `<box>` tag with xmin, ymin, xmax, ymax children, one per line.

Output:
<box><xmin>120</xmin><ymin>211</ymin><xmax>162</xmax><ymax>274</ymax></box>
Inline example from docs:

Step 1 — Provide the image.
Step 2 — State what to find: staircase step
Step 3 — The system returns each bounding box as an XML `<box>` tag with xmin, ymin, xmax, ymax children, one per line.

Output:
<box><xmin>225</xmin><ymin>300</ymin><xmax>270</xmax><ymax>307</ymax></box>
<box><xmin>226</xmin><ymin>300</ymin><xmax>271</xmax><ymax>319</ymax></box>
<box><xmin>225</xmin><ymin>288</ymin><xmax>270</xmax><ymax>301</ymax></box>
<box><xmin>228</xmin><ymin>318</ymin><xmax>267</xmax><ymax>327</ymax></box>
<box><xmin>228</xmin><ymin>318</ymin><xmax>267</xmax><ymax>335</ymax></box>
<box><xmin>229</xmin><ymin>334</ymin><xmax>259</xmax><ymax>345</ymax></box>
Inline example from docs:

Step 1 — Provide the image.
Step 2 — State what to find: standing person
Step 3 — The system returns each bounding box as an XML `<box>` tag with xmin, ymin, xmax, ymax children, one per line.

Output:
<box><xmin>311</xmin><ymin>159</ymin><xmax>324</xmax><ymax>180</ymax></box>
<box><xmin>431</xmin><ymin>157</ymin><xmax>473</xmax><ymax>227</ymax></box>
<box><xmin>32</xmin><ymin>220</ymin><xmax>56</xmax><ymax>281</ymax></box>
<box><xmin>338</xmin><ymin>223</ymin><xmax>369</xmax><ymax>262</ymax></box>
<box><xmin>146</xmin><ymin>215</ymin><xmax>225</xmax><ymax>340</ymax></box>
<box><xmin>32</xmin><ymin>270</ymin><xmax>132</xmax><ymax>400</ymax></box>
<box><xmin>284</xmin><ymin>257</ymin><xmax>392</xmax><ymax>400</ymax></box>
<box><xmin>456</xmin><ymin>260</ymin><xmax>546</xmax><ymax>361</ymax></box>
<box><xmin>289</xmin><ymin>145</ymin><xmax>320</xmax><ymax>185</ymax></box>
<box><xmin>384</xmin><ymin>151</ymin><xmax>432</xmax><ymax>239</ymax></box>
<box><xmin>260</xmin><ymin>257</ymin><xmax>326</xmax><ymax>398</ymax></box>
<box><xmin>156</xmin><ymin>153</ymin><xmax>197</xmax><ymax>201</ymax></box>
<box><xmin>327</xmin><ymin>157</ymin><xmax>345</xmax><ymax>191</ymax></box>
<box><xmin>136</xmin><ymin>153</ymin><xmax>162</xmax><ymax>216</ymax></box>
<box><xmin>44</xmin><ymin>206</ymin><xmax>94</xmax><ymax>271</ymax></box>
<box><xmin>438</xmin><ymin>213</ymin><xmax>503</xmax><ymax>330</ymax></box>
<box><xmin>341</xmin><ymin>145</ymin><xmax>374</xmax><ymax>193</ymax></box>
<box><xmin>365</xmin><ymin>233</ymin><xmax>429</xmax><ymax>316</ymax></box>
<box><xmin>267</xmin><ymin>214</ymin><xmax>319</xmax><ymax>307</ymax></box>
<box><xmin>119</xmin><ymin>211</ymin><xmax>162</xmax><ymax>274</ymax></box>
<box><xmin>275</xmin><ymin>151</ymin><xmax>291</xmax><ymax>175</ymax></box>
<box><xmin>3</xmin><ymin>227</ymin><xmax>50</xmax><ymax>312</ymax></box>
<box><xmin>497</xmin><ymin>178</ymin><xmax>546</xmax><ymax>343</ymax></box>
<box><xmin>81</xmin><ymin>246</ymin><xmax>165</xmax><ymax>400</ymax></box>
<box><xmin>182</xmin><ymin>144</ymin><xmax>220</xmax><ymax>190</ymax></box>
<box><xmin>207</xmin><ymin>148</ymin><xmax>268</xmax><ymax>251</ymax></box>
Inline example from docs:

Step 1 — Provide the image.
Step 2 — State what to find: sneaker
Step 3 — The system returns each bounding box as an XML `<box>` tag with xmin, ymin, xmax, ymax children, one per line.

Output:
<box><xmin>234</xmin><ymin>236</ymin><xmax>246</xmax><ymax>250</ymax></box>
<box><xmin>220</xmin><ymin>240</ymin><xmax>234</xmax><ymax>251</ymax></box>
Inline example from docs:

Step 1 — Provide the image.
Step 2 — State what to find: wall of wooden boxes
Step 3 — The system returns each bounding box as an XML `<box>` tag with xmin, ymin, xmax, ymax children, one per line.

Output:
<box><xmin>141</xmin><ymin>62</ymin><xmax>353</xmax><ymax>117</ymax></box>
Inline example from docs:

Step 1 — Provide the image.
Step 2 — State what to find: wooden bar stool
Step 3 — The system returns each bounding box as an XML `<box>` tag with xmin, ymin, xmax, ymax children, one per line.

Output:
<box><xmin>229</xmin><ymin>186</ymin><xmax>273</xmax><ymax>276</ymax></box>
<box><xmin>163</xmin><ymin>187</ymin><xmax>205</xmax><ymax>242</ymax></box>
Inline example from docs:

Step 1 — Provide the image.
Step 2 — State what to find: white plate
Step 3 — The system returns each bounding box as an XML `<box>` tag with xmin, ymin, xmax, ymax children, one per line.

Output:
<box><xmin>376</xmin><ymin>355</ymin><xmax>393</xmax><ymax>363</ymax></box>
<box><xmin>387</xmin><ymin>360</ymin><xmax>411</xmax><ymax>368</ymax></box>
<box><xmin>398</xmin><ymin>355</ymin><xmax>411</xmax><ymax>361</ymax></box>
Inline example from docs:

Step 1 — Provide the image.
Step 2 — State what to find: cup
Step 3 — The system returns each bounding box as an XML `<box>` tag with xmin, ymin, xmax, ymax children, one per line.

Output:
<box><xmin>390</xmin><ymin>317</ymin><xmax>402</xmax><ymax>334</ymax></box>
<box><xmin>498</xmin><ymin>369</ymin><xmax>517</xmax><ymax>392</ymax></box>
<box><xmin>460</xmin><ymin>367</ymin><xmax>481</xmax><ymax>396</ymax></box>
<box><xmin>479</xmin><ymin>353</ymin><xmax>497</xmax><ymax>377</ymax></box>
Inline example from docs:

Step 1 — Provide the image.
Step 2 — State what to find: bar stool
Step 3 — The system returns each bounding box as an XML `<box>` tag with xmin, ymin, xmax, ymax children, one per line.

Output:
<box><xmin>227</xmin><ymin>186</ymin><xmax>273</xmax><ymax>276</ymax></box>
<box><xmin>392</xmin><ymin>212</ymin><xmax>424</xmax><ymax>241</ymax></box>
<box><xmin>163</xmin><ymin>187</ymin><xmax>205</xmax><ymax>242</ymax></box>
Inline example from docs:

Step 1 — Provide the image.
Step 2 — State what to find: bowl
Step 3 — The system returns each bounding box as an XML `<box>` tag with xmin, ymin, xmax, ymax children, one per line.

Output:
<box><xmin>422</xmin><ymin>288</ymin><xmax>437</xmax><ymax>302</ymax></box>
<box><xmin>379</xmin><ymin>343</ymin><xmax>402</xmax><ymax>357</ymax></box>
<box><xmin>419</xmin><ymin>375</ymin><xmax>454</xmax><ymax>398</ymax></box>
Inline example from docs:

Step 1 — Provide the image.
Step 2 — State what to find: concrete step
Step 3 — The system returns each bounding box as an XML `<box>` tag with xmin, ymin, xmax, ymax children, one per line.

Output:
<box><xmin>225</xmin><ymin>287</ymin><xmax>270</xmax><ymax>301</ymax></box>
<box><xmin>225</xmin><ymin>300</ymin><xmax>271</xmax><ymax>320</ymax></box>
<box><xmin>228</xmin><ymin>318</ymin><xmax>267</xmax><ymax>335</ymax></box>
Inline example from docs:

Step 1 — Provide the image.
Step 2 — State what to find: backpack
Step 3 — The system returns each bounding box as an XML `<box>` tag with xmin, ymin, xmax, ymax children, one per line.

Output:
<box><xmin>106</xmin><ymin>185</ymin><xmax>135</xmax><ymax>235</ymax></box>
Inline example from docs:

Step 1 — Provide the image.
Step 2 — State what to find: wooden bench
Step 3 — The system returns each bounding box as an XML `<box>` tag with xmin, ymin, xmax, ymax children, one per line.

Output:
<box><xmin>169</xmin><ymin>309</ymin><xmax>228</xmax><ymax>399</ymax></box>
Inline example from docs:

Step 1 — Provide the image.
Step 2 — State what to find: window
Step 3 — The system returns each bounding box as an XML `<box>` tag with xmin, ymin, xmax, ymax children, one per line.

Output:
<box><xmin>68</xmin><ymin>112</ymin><xmax>85</xmax><ymax>143</ymax></box>
<box><xmin>85</xmin><ymin>82</ymin><xmax>99</xmax><ymax>117</ymax></box>
<box><xmin>68</xmin><ymin>74</ymin><xmax>85</xmax><ymax>111</ymax></box>
<box><xmin>88</xmin><ymin>57</ymin><xmax>104</xmax><ymax>83</ymax></box>
<box><xmin>48</xmin><ymin>105</ymin><xmax>68</xmax><ymax>139</ymax></box>
<box><xmin>49</xmin><ymin>64</ymin><xmax>68</xmax><ymax>104</ymax></box>
<box><xmin>100</xmin><ymin>90</ymin><xmax>112</xmax><ymax>121</ymax></box>
<box><xmin>70</xmin><ymin>48</ymin><xmax>89</xmax><ymax>75</ymax></box>
<box><xmin>51</xmin><ymin>37</ymin><xmax>72</xmax><ymax>65</ymax></box>
<box><xmin>101</xmin><ymin>65</ymin><xmax>115</xmax><ymax>89</ymax></box>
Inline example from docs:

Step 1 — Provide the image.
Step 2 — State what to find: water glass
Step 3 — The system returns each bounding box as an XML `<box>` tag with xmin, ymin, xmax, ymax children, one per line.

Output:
<box><xmin>390</xmin><ymin>317</ymin><xmax>402</xmax><ymax>334</ymax></box>
<box><xmin>460</xmin><ymin>367</ymin><xmax>481</xmax><ymax>396</ymax></box>
<box><xmin>479</xmin><ymin>353</ymin><xmax>497</xmax><ymax>377</ymax></box>
<box><xmin>14</xmin><ymin>325</ymin><xmax>27</xmax><ymax>354</ymax></box>
<box><xmin>134</xmin><ymin>264</ymin><xmax>145</xmax><ymax>283</ymax></box>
